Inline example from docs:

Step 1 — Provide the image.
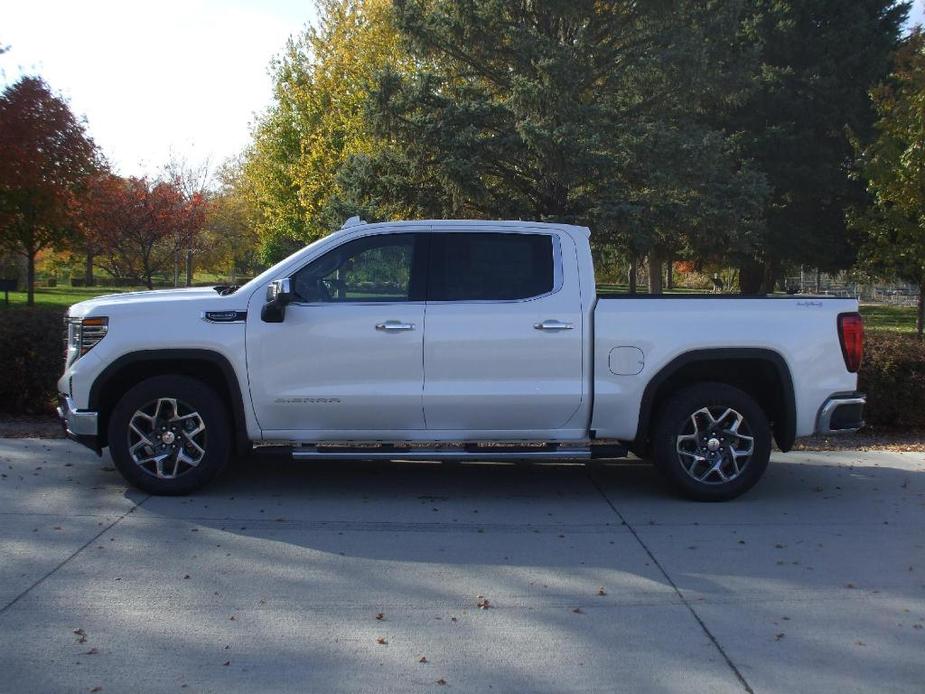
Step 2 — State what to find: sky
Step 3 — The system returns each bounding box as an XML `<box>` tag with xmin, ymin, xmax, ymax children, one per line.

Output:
<box><xmin>2</xmin><ymin>0</ymin><xmax>923</xmax><ymax>180</ymax></box>
<box><xmin>1</xmin><ymin>0</ymin><xmax>316</xmax><ymax>178</ymax></box>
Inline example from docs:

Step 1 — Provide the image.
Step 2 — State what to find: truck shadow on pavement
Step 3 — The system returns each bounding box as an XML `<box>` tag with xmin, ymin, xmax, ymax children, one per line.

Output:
<box><xmin>1</xmin><ymin>439</ymin><xmax>923</xmax><ymax>692</ymax></box>
<box><xmin>132</xmin><ymin>453</ymin><xmax>925</xmax><ymax>690</ymax></box>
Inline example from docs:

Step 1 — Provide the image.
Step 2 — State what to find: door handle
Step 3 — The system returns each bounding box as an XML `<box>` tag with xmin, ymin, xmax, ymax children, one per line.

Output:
<box><xmin>534</xmin><ymin>320</ymin><xmax>574</xmax><ymax>331</ymax></box>
<box><xmin>375</xmin><ymin>320</ymin><xmax>416</xmax><ymax>332</ymax></box>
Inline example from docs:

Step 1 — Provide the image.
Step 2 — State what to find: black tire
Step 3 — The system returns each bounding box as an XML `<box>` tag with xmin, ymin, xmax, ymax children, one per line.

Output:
<box><xmin>108</xmin><ymin>375</ymin><xmax>231</xmax><ymax>495</ymax></box>
<box><xmin>652</xmin><ymin>382</ymin><xmax>771</xmax><ymax>501</ymax></box>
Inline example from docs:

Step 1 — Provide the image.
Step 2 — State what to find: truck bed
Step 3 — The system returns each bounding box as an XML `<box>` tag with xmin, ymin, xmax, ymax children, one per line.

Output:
<box><xmin>589</xmin><ymin>294</ymin><xmax>859</xmax><ymax>442</ymax></box>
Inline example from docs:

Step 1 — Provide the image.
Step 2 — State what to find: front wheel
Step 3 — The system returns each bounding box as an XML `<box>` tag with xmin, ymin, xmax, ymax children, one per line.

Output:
<box><xmin>652</xmin><ymin>383</ymin><xmax>771</xmax><ymax>501</ymax></box>
<box><xmin>108</xmin><ymin>375</ymin><xmax>231</xmax><ymax>495</ymax></box>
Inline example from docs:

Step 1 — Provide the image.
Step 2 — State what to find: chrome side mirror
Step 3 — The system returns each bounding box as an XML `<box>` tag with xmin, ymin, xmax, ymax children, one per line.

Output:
<box><xmin>262</xmin><ymin>277</ymin><xmax>293</xmax><ymax>323</ymax></box>
<box><xmin>265</xmin><ymin>277</ymin><xmax>293</xmax><ymax>304</ymax></box>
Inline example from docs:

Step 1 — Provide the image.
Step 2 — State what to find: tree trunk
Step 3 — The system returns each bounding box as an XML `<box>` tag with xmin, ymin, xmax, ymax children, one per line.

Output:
<box><xmin>647</xmin><ymin>253</ymin><xmax>663</xmax><ymax>294</ymax></box>
<box><xmin>185</xmin><ymin>249</ymin><xmax>193</xmax><ymax>287</ymax></box>
<box><xmin>762</xmin><ymin>262</ymin><xmax>779</xmax><ymax>295</ymax></box>
<box><xmin>666</xmin><ymin>255</ymin><xmax>674</xmax><ymax>290</ymax></box>
<box><xmin>918</xmin><ymin>280</ymin><xmax>924</xmax><ymax>339</ymax></box>
<box><xmin>143</xmin><ymin>256</ymin><xmax>154</xmax><ymax>290</ymax></box>
<box><xmin>173</xmin><ymin>249</ymin><xmax>180</xmax><ymax>287</ymax></box>
<box><xmin>26</xmin><ymin>248</ymin><xmax>36</xmax><ymax>306</ymax></box>
<box><xmin>738</xmin><ymin>260</ymin><xmax>764</xmax><ymax>294</ymax></box>
<box><xmin>628</xmin><ymin>255</ymin><xmax>637</xmax><ymax>294</ymax></box>
<box><xmin>84</xmin><ymin>252</ymin><xmax>94</xmax><ymax>286</ymax></box>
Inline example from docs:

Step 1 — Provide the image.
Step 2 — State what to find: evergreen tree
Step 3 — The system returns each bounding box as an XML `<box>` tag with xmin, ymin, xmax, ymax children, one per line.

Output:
<box><xmin>728</xmin><ymin>0</ymin><xmax>909</xmax><ymax>292</ymax></box>
<box><xmin>337</xmin><ymin>0</ymin><xmax>768</xmax><ymax>292</ymax></box>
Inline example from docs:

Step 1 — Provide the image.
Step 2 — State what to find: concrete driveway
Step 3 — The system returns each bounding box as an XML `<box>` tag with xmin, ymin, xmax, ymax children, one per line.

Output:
<box><xmin>0</xmin><ymin>439</ymin><xmax>922</xmax><ymax>693</ymax></box>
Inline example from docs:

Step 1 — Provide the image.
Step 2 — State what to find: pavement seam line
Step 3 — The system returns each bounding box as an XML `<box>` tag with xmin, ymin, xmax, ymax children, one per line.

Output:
<box><xmin>0</xmin><ymin>494</ymin><xmax>151</xmax><ymax>617</ymax></box>
<box><xmin>587</xmin><ymin>471</ymin><xmax>755</xmax><ymax>694</ymax></box>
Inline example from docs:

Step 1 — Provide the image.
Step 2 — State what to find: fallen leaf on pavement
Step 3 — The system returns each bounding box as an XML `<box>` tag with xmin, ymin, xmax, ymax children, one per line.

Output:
<box><xmin>419</xmin><ymin>656</ymin><xmax>428</xmax><ymax>663</ymax></box>
<box><xmin>376</xmin><ymin>613</ymin><xmax>384</xmax><ymax>621</ymax></box>
<box><xmin>376</xmin><ymin>637</ymin><xmax>387</xmax><ymax>645</ymax></box>
<box><xmin>597</xmin><ymin>587</ymin><xmax>607</xmax><ymax>596</ymax></box>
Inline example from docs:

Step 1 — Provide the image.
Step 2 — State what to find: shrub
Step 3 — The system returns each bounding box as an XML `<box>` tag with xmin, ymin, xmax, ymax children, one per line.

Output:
<box><xmin>859</xmin><ymin>331</ymin><xmax>925</xmax><ymax>429</ymax></box>
<box><xmin>0</xmin><ymin>307</ymin><xmax>65</xmax><ymax>415</ymax></box>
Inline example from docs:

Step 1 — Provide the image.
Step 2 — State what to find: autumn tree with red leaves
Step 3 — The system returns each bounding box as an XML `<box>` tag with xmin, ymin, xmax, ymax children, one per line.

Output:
<box><xmin>85</xmin><ymin>174</ymin><xmax>207</xmax><ymax>289</ymax></box>
<box><xmin>0</xmin><ymin>76</ymin><xmax>98</xmax><ymax>304</ymax></box>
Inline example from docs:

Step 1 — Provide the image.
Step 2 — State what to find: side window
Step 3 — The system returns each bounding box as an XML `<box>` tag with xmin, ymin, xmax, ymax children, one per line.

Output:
<box><xmin>292</xmin><ymin>234</ymin><xmax>418</xmax><ymax>303</ymax></box>
<box><xmin>429</xmin><ymin>232</ymin><xmax>555</xmax><ymax>301</ymax></box>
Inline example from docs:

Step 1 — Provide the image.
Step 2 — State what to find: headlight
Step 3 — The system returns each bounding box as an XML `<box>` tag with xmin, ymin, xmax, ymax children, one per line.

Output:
<box><xmin>67</xmin><ymin>316</ymin><xmax>108</xmax><ymax>359</ymax></box>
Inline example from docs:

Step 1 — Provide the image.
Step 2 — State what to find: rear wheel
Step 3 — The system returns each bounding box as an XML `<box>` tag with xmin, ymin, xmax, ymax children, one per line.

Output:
<box><xmin>652</xmin><ymin>383</ymin><xmax>770</xmax><ymax>501</ymax></box>
<box><xmin>108</xmin><ymin>375</ymin><xmax>231</xmax><ymax>495</ymax></box>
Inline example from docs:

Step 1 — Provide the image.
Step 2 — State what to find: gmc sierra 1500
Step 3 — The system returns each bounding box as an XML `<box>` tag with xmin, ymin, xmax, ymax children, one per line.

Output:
<box><xmin>58</xmin><ymin>218</ymin><xmax>865</xmax><ymax>500</ymax></box>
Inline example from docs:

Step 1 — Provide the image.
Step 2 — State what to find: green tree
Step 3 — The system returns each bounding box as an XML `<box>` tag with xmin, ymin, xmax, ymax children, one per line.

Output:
<box><xmin>243</xmin><ymin>0</ymin><xmax>412</xmax><ymax>263</ymax></box>
<box><xmin>0</xmin><ymin>77</ymin><xmax>98</xmax><ymax>304</ymax></box>
<box><xmin>728</xmin><ymin>0</ymin><xmax>909</xmax><ymax>293</ymax></box>
<box><xmin>200</xmin><ymin>158</ymin><xmax>263</xmax><ymax>283</ymax></box>
<box><xmin>852</xmin><ymin>30</ymin><xmax>925</xmax><ymax>336</ymax></box>
<box><xmin>336</xmin><ymin>0</ymin><xmax>768</xmax><ymax>292</ymax></box>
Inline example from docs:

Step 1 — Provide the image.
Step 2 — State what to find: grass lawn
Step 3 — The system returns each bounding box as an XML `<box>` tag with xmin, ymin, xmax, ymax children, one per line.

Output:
<box><xmin>0</xmin><ymin>285</ymin><xmax>141</xmax><ymax>308</ymax></box>
<box><xmin>859</xmin><ymin>303</ymin><xmax>919</xmax><ymax>333</ymax></box>
<box><xmin>0</xmin><ymin>284</ymin><xmax>216</xmax><ymax>309</ymax></box>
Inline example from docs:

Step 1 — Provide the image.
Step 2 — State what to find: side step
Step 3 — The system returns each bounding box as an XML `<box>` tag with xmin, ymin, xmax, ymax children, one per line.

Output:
<box><xmin>290</xmin><ymin>443</ymin><xmax>627</xmax><ymax>462</ymax></box>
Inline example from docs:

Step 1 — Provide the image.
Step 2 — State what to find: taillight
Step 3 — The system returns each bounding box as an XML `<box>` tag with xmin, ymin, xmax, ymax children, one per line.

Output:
<box><xmin>837</xmin><ymin>312</ymin><xmax>864</xmax><ymax>373</ymax></box>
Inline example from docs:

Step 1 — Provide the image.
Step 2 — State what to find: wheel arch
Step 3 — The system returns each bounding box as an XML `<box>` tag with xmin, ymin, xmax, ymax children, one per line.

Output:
<box><xmin>88</xmin><ymin>349</ymin><xmax>250</xmax><ymax>455</ymax></box>
<box><xmin>635</xmin><ymin>348</ymin><xmax>796</xmax><ymax>452</ymax></box>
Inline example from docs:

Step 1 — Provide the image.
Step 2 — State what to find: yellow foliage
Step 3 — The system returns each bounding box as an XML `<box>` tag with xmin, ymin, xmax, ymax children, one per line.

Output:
<box><xmin>243</xmin><ymin>0</ymin><xmax>412</xmax><ymax>259</ymax></box>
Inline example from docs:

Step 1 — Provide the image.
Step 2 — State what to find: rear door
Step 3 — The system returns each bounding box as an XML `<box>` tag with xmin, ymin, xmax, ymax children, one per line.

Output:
<box><xmin>422</xmin><ymin>230</ymin><xmax>584</xmax><ymax>433</ymax></box>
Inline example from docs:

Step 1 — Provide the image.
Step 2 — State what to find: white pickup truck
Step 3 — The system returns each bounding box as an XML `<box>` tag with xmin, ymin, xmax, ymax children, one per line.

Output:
<box><xmin>58</xmin><ymin>218</ymin><xmax>866</xmax><ymax>500</ymax></box>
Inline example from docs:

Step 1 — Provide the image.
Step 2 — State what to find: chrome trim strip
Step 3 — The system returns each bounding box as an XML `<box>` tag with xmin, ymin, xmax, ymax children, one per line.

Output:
<box><xmin>292</xmin><ymin>447</ymin><xmax>592</xmax><ymax>461</ymax></box>
<box><xmin>286</xmin><ymin>229</ymin><xmax>565</xmax><ymax>307</ymax></box>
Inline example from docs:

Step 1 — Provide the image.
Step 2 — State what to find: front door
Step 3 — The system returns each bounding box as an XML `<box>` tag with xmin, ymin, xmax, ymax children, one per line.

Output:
<box><xmin>246</xmin><ymin>233</ymin><xmax>427</xmax><ymax>437</ymax></box>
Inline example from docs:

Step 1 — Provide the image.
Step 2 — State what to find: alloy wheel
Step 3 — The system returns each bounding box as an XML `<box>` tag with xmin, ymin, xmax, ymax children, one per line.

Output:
<box><xmin>127</xmin><ymin>397</ymin><xmax>207</xmax><ymax>479</ymax></box>
<box><xmin>675</xmin><ymin>406</ymin><xmax>755</xmax><ymax>485</ymax></box>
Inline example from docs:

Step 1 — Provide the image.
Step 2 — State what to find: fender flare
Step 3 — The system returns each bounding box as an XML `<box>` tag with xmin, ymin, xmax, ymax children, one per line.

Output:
<box><xmin>635</xmin><ymin>348</ymin><xmax>797</xmax><ymax>452</ymax></box>
<box><xmin>88</xmin><ymin>349</ymin><xmax>250</xmax><ymax>454</ymax></box>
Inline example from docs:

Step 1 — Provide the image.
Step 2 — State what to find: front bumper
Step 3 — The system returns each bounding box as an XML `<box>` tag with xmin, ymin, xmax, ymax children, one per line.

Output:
<box><xmin>816</xmin><ymin>392</ymin><xmax>866</xmax><ymax>434</ymax></box>
<box><xmin>57</xmin><ymin>394</ymin><xmax>101</xmax><ymax>454</ymax></box>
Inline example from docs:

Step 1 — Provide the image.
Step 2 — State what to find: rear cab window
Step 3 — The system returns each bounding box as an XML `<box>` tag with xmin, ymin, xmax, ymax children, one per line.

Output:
<box><xmin>428</xmin><ymin>232</ymin><xmax>555</xmax><ymax>301</ymax></box>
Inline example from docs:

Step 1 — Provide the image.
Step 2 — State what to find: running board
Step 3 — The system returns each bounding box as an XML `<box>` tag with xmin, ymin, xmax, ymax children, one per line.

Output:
<box><xmin>290</xmin><ymin>443</ymin><xmax>627</xmax><ymax>462</ymax></box>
